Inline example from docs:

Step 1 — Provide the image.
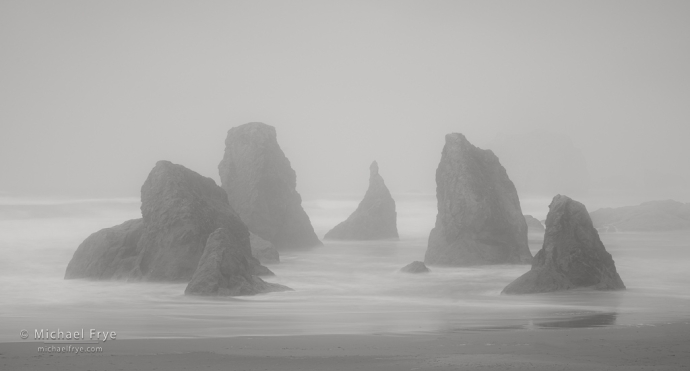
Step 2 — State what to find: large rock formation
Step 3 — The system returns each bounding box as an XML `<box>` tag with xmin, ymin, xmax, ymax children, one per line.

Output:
<box><xmin>424</xmin><ymin>133</ymin><xmax>532</xmax><ymax>266</ymax></box>
<box><xmin>524</xmin><ymin>215</ymin><xmax>545</xmax><ymax>232</ymax></box>
<box><xmin>65</xmin><ymin>161</ymin><xmax>271</xmax><ymax>281</ymax></box>
<box><xmin>218</xmin><ymin>122</ymin><xmax>322</xmax><ymax>250</ymax></box>
<box><xmin>324</xmin><ymin>161</ymin><xmax>398</xmax><ymax>240</ymax></box>
<box><xmin>185</xmin><ymin>228</ymin><xmax>290</xmax><ymax>296</ymax></box>
<box><xmin>590</xmin><ymin>200</ymin><xmax>690</xmax><ymax>232</ymax></box>
<box><xmin>502</xmin><ymin>195</ymin><xmax>626</xmax><ymax>294</ymax></box>
<box><xmin>400</xmin><ymin>261</ymin><xmax>430</xmax><ymax>273</ymax></box>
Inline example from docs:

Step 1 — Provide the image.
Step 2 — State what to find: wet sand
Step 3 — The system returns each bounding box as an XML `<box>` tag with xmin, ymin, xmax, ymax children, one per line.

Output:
<box><xmin>2</xmin><ymin>322</ymin><xmax>689</xmax><ymax>370</ymax></box>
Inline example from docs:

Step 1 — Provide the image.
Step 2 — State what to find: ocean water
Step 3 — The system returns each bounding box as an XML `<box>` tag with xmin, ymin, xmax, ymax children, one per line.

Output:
<box><xmin>0</xmin><ymin>195</ymin><xmax>689</xmax><ymax>342</ymax></box>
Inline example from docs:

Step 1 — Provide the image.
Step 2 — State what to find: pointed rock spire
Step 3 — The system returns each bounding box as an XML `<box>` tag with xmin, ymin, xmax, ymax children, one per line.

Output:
<box><xmin>324</xmin><ymin>161</ymin><xmax>399</xmax><ymax>240</ymax></box>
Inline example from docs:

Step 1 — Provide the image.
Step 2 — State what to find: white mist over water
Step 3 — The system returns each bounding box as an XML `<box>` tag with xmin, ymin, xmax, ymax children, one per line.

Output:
<box><xmin>0</xmin><ymin>195</ymin><xmax>689</xmax><ymax>342</ymax></box>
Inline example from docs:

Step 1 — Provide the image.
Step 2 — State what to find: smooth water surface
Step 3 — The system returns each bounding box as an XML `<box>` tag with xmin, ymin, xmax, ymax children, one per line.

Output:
<box><xmin>0</xmin><ymin>195</ymin><xmax>688</xmax><ymax>341</ymax></box>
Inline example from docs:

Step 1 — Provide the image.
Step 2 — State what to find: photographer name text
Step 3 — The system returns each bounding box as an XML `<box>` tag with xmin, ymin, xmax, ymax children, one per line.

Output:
<box><xmin>32</xmin><ymin>328</ymin><xmax>116</xmax><ymax>342</ymax></box>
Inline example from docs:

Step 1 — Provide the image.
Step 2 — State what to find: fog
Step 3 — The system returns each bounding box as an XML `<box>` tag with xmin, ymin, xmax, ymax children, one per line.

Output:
<box><xmin>1</xmin><ymin>0</ymin><xmax>690</xmax><ymax>353</ymax></box>
<box><xmin>1</xmin><ymin>0</ymin><xmax>689</xmax><ymax>205</ymax></box>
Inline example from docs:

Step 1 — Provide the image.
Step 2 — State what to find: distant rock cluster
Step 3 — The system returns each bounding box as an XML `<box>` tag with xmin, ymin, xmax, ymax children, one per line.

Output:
<box><xmin>590</xmin><ymin>200</ymin><xmax>690</xmax><ymax>232</ymax></box>
<box><xmin>64</xmin><ymin>124</ymin><xmax>637</xmax><ymax>299</ymax></box>
<box><xmin>65</xmin><ymin>161</ymin><xmax>278</xmax><ymax>295</ymax></box>
<box><xmin>65</xmin><ymin>122</ymin><xmax>324</xmax><ymax>297</ymax></box>
<box><xmin>524</xmin><ymin>215</ymin><xmax>545</xmax><ymax>232</ymax></box>
<box><xmin>502</xmin><ymin>195</ymin><xmax>625</xmax><ymax>294</ymax></box>
<box><xmin>325</xmin><ymin>161</ymin><xmax>398</xmax><ymax>240</ymax></box>
<box><xmin>424</xmin><ymin>133</ymin><xmax>532</xmax><ymax>266</ymax></box>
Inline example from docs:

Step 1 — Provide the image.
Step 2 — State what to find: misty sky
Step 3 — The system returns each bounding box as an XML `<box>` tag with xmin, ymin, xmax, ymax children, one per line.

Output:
<box><xmin>1</xmin><ymin>1</ymin><xmax>689</xmax><ymax>204</ymax></box>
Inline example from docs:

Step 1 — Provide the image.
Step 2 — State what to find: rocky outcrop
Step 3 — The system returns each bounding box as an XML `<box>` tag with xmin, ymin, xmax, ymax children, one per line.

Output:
<box><xmin>218</xmin><ymin>122</ymin><xmax>322</xmax><ymax>250</ymax></box>
<box><xmin>502</xmin><ymin>195</ymin><xmax>626</xmax><ymax>294</ymax></box>
<box><xmin>590</xmin><ymin>200</ymin><xmax>690</xmax><ymax>232</ymax></box>
<box><xmin>400</xmin><ymin>261</ymin><xmax>430</xmax><ymax>273</ymax></box>
<box><xmin>324</xmin><ymin>161</ymin><xmax>398</xmax><ymax>240</ymax></box>
<box><xmin>65</xmin><ymin>161</ymin><xmax>271</xmax><ymax>281</ymax></box>
<box><xmin>424</xmin><ymin>133</ymin><xmax>532</xmax><ymax>266</ymax></box>
<box><xmin>64</xmin><ymin>219</ymin><xmax>144</xmax><ymax>280</ymax></box>
<box><xmin>185</xmin><ymin>228</ymin><xmax>291</xmax><ymax>296</ymax></box>
<box><xmin>250</xmin><ymin>232</ymin><xmax>280</xmax><ymax>264</ymax></box>
<box><xmin>524</xmin><ymin>215</ymin><xmax>545</xmax><ymax>232</ymax></box>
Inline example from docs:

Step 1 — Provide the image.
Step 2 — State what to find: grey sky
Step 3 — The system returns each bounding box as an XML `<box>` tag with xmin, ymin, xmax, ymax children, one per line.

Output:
<box><xmin>1</xmin><ymin>1</ymin><xmax>688</xmax><ymax>204</ymax></box>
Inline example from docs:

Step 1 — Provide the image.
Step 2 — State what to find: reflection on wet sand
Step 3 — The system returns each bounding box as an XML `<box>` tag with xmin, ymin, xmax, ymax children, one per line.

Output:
<box><xmin>538</xmin><ymin>312</ymin><xmax>617</xmax><ymax>329</ymax></box>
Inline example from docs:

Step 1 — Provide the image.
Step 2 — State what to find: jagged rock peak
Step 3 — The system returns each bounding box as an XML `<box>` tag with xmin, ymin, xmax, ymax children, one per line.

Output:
<box><xmin>424</xmin><ymin>133</ymin><xmax>532</xmax><ymax>266</ymax></box>
<box><xmin>219</xmin><ymin>122</ymin><xmax>322</xmax><ymax>250</ymax></box>
<box><xmin>185</xmin><ymin>228</ymin><xmax>291</xmax><ymax>296</ymax></box>
<box><xmin>324</xmin><ymin>161</ymin><xmax>398</xmax><ymax>240</ymax></box>
<box><xmin>502</xmin><ymin>195</ymin><xmax>626</xmax><ymax>294</ymax></box>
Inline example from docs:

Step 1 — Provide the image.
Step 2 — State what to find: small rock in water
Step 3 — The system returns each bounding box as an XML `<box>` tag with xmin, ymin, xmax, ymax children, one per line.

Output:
<box><xmin>400</xmin><ymin>261</ymin><xmax>430</xmax><ymax>273</ymax></box>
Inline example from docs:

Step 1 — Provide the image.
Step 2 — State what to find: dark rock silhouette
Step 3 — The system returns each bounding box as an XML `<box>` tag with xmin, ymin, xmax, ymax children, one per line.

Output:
<box><xmin>250</xmin><ymin>232</ymin><xmax>280</xmax><ymax>264</ymax></box>
<box><xmin>400</xmin><ymin>261</ymin><xmax>430</xmax><ymax>273</ymax></box>
<box><xmin>424</xmin><ymin>133</ymin><xmax>532</xmax><ymax>266</ymax></box>
<box><xmin>524</xmin><ymin>215</ymin><xmax>545</xmax><ymax>232</ymax></box>
<box><xmin>502</xmin><ymin>195</ymin><xmax>626</xmax><ymax>294</ymax></box>
<box><xmin>185</xmin><ymin>228</ymin><xmax>291</xmax><ymax>296</ymax></box>
<box><xmin>324</xmin><ymin>161</ymin><xmax>398</xmax><ymax>240</ymax></box>
<box><xmin>590</xmin><ymin>200</ymin><xmax>690</xmax><ymax>232</ymax></box>
<box><xmin>65</xmin><ymin>161</ymin><xmax>271</xmax><ymax>281</ymax></box>
<box><xmin>218</xmin><ymin>122</ymin><xmax>322</xmax><ymax>250</ymax></box>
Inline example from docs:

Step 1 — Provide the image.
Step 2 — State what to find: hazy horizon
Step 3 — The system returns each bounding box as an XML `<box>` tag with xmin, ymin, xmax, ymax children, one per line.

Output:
<box><xmin>2</xmin><ymin>1</ymin><xmax>689</xmax><ymax>207</ymax></box>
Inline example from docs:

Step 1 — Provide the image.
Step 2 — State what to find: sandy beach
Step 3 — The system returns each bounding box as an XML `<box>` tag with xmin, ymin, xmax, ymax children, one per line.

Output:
<box><xmin>2</xmin><ymin>322</ymin><xmax>689</xmax><ymax>370</ymax></box>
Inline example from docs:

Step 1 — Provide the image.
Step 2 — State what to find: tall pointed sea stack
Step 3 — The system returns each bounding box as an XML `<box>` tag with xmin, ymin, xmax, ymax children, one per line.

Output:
<box><xmin>65</xmin><ymin>161</ymin><xmax>270</xmax><ymax>281</ymax></box>
<box><xmin>502</xmin><ymin>195</ymin><xmax>625</xmax><ymax>294</ymax></box>
<box><xmin>324</xmin><ymin>161</ymin><xmax>398</xmax><ymax>240</ymax></box>
<box><xmin>218</xmin><ymin>122</ymin><xmax>321</xmax><ymax>250</ymax></box>
<box><xmin>424</xmin><ymin>133</ymin><xmax>532</xmax><ymax>266</ymax></box>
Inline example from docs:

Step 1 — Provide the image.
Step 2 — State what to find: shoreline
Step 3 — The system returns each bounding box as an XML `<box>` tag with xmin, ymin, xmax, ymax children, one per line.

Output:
<box><xmin>2</xmin><ymin>321</ymin><xmax>688</xmax><ymax>370</ymax></box>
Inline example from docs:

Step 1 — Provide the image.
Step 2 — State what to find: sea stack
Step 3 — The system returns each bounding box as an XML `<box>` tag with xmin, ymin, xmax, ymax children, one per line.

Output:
<box><xmin>424</xmin><ymin>133</ymin><xmax>532</xmax><ymax>266</ymax></box>
<box><xmin>185</xmin><ymin>228</ymin><xmax>290</xmax><ymax>296</ymax></box>
<box><xmin>218</xmin><ymin>122</ymin><xmax>322</xmax><ymax>250</ymax></box>
<box><xmin>324</xmin><ymin>161</ymin><xmax>398</xmax><ymax>240</ymax></box>
<box><xmin>502</xmin><ymin>195</ymin><xmax>626</xmax><ymax>294</ymax></box>
<box><xmin>65</xmin><ymin>161</ymin><xmax>271</xmax><ymax>281</ymax></box>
